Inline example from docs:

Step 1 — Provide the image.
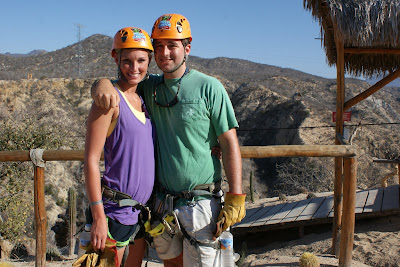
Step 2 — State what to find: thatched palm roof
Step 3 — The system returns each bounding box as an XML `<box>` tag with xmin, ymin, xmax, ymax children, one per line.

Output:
<box><xmin>304</xmin><ymin>0</ymin><xmax>400</xmax><ymax>77</ymax></box>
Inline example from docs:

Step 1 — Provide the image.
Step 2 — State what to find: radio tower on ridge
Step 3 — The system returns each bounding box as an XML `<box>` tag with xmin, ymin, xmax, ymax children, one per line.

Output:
<box><xmin>76</xmin><ymin>24</ymin><xmax>84</xmax><ymax>78</ymax></box>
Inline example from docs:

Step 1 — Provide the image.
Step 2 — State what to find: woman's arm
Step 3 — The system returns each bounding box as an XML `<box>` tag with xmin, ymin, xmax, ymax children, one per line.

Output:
<box><xmin>84</xmin><ymin>102</ymin><xmax>117</xmax><ymax>250</ymax></box>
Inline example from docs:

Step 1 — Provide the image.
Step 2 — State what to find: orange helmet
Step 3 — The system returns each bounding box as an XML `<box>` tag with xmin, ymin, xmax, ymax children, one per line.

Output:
<box><xmin>111</xmin><ymin>27</ymin><xmax>153</xmax><ymax>57</ymax></box>
<box><xmin>151</xmin><ymin>14</ymin><xmax>192</xmax><ymax>41</ymax></box>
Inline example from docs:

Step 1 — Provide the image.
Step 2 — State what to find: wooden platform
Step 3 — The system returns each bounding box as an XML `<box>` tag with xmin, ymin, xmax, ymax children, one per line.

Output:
<box><xmin>232</xmin><ymin>185</ymin><xmax>400</xmax><ymax>234</ymax></box>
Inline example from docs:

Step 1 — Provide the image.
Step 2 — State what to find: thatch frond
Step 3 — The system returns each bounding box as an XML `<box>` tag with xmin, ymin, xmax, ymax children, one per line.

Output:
<box><xmin>304</xmin><ymin>0</ymin><xmax>400</xmax><ymax>77</ymax></box>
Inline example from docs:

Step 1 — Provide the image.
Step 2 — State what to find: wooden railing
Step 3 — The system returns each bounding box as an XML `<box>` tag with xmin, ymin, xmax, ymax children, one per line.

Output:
<box><xmin>0</xmin><ymin>145</ymin><xmax>358</xmax><ymax>267</ymax></box>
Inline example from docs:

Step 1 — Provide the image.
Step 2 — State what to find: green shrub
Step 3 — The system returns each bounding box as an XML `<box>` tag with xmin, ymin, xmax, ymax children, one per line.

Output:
<box><xmin>0</xmin><ymin>115</ymin><xmax>77</xmax><ymax>243</ymax></box>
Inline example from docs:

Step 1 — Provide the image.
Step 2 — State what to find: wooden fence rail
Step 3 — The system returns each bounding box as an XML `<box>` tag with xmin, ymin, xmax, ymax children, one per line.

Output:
<box><xmin>0</xmin><ymin>145</ymin><xmax>357</xmax><ymax>267</ymax></box>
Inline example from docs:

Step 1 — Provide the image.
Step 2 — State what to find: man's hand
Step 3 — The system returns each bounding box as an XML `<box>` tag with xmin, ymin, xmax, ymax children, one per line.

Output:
<box><xmin>215</xmin><ymin>192</ymin><xmax>246</xmax><ymax>237</ymax></box>
<box><xmin>211</xmin><ymin>145</ymin><xmax>222</xmax><ymax>159</ymax></box>
<box><xmin>91</xmin><ymin>79</ymin><xmax>120</xmax><ymax>109</ymax></box>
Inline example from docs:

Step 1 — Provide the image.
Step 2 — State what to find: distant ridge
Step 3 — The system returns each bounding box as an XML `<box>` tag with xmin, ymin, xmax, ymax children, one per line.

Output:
<box><xmin>366</xmin><ymin>75</ymin><xmax>400</xmax><ymax>88</ymax></box>
<box><xmin>3</xmin><ymin>49</ymin><xmax>47</xmax><ymax>57</ymax></box>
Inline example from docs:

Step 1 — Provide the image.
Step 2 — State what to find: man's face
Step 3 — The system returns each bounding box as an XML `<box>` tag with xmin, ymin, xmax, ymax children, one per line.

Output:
<box><xmin>153</xmin><ymin>39</ymin><xmax>190</xmax><ymax>76</ymax></box>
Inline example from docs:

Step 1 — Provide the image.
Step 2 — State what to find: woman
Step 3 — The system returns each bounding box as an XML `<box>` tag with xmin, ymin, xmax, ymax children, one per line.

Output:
<box><xmin>84</xmin><ymin>27</ymin><xmax>155</xmax><ymax>266</ymax></box>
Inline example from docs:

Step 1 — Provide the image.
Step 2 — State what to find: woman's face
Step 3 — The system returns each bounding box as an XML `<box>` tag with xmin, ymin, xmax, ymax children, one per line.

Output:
<box><xmin>116</xmin><ymin>48</ymin><xmax>149</xmax><ymax>85</ymax></box>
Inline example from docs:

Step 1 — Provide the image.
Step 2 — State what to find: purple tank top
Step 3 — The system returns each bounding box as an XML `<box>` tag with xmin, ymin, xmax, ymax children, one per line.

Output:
<box><xmin>102</xmin><ymin>87</ymin><xmax>155</xmax><ymax>225</ymax></box>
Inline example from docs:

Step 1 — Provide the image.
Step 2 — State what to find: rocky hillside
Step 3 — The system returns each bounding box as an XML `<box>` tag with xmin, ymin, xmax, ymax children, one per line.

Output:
<box><xmin>1</xmin><ymin>33</ymin><xmax>400</xmax><ymax>193</ymax></box>
<box><xmin>0</xmin><ymin>34</ymin><xmax>399</xmax><ymax>254</ymax></box>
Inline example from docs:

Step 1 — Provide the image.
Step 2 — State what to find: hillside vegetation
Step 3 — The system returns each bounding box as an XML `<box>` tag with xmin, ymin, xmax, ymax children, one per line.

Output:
<box><xmin>0</xmin><ymin>34</ymin><xmax>399</xmax><ymax>257</ymax></box>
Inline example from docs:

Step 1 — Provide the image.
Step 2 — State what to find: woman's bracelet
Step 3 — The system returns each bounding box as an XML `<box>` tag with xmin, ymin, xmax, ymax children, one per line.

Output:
<box><xmin>89</xmin><ymin>200</ymin><xmax>103</xmax><ymax>206</ymax></box>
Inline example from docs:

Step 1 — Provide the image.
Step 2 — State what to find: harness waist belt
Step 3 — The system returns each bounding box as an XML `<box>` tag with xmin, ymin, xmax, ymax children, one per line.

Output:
<box><xmin>157</xmin><ymin>180</ymin><xmax>222</xmax><ymax>200</ymax></box>
<box><xmin>193</xmin><ymin>180</ymin><xmax>221</xmax><ymax>192</ymax></box>
<box><xmin>101</xmin><ymin>183</ymin><xmax>141</xmax><ymax>208</ymax></box>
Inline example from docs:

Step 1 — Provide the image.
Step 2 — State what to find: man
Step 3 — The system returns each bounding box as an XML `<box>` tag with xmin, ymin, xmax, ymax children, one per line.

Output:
<box><xmin>92</xmin><ymin>14</ymin><xmax>245</xmax><ymax>267</ymax></box>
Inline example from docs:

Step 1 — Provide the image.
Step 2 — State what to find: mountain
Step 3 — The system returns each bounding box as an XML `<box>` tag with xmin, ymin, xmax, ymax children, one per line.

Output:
<box><xmin>0</xmin><ymin>34</ymin><xmax>114</xmax><ymax>80</ymax></box>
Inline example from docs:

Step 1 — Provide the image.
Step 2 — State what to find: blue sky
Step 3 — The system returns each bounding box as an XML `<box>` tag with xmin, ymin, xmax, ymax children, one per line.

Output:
<box><xmin>1</xmin><ymin>0</ymin><xmax>339</xmax><ymax>79</ymax></box>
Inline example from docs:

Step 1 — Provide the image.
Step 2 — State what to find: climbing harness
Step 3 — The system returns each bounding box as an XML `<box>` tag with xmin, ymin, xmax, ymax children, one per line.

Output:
<box><xmin>147</xmin><ymin>181</ymin><xmax>223</xmax><ymax>266</ymax></box>
<box><xmin>102</xmin><ymin>182</ymin><xmax>142</xmax><ymax>208</ymax></box>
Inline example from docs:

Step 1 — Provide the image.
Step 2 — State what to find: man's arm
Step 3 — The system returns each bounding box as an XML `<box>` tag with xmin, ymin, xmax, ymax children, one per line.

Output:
<box><xmin>91</xmin><ymin>78</ymin><xmax>120</xmax><ymax>109</ymax></box>
<box><xmin>218</xmin><ymin>128</ymin><xmax>242</xmax><ymax>194</ymax></box>
<box><xmin>215</xmin><ymin>128</ymin><xmax>246</xmax><ymax>236</ymax></box>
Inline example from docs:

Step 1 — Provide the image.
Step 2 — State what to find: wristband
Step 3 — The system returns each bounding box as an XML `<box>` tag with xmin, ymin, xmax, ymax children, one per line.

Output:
<box><xmin>89</xmin><ymin>200</ymin><xmax>103</xmax><ymax>206</ymax></box>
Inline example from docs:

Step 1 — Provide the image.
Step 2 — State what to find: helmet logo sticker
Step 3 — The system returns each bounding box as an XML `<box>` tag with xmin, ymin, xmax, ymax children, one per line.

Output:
<box><xmin>158</xmin><ymin>15</ymin><xmax>172</xmax><ymax>31</ymax></box>
<box><xmin>131</xmin><ymin>28</ymin><xmax>146</xmax><ymax>42</ymax></box>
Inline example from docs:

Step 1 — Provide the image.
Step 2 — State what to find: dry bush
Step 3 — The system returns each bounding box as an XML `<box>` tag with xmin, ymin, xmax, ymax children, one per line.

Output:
<box><xmin>275</xmin><ymin>158</ymin><xmax>334</xmax><ymax>195</ymax></box>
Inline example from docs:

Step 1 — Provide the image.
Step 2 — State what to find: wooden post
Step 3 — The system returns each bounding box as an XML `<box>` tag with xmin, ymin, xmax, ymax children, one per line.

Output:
<box><xmin>398</xmin><ymin>163</ymin><xmax>400</xmax><ymax>208</ymax></box>
<box><xmin>333</xmin><ymin>157</ymin><xmax>343</xmax><ymax>255</ymax></box>
<box><xmin>333</xmin><ymin>35</ymin><xmax>345</xmax><ymax>256</ymax></box>
<box><xmin>68</xmin><ymin>187</ymin><xmax>77</xmax><ymax>256</ymax></box>
<box><xmin>398</xmin><ymin>163</ymin><xmax>400</xmax><ymax>185</ymax></box>
<box><xmin>34</xmin><ymin>166</ymin><xmax>46</xmax><ymax>267</ymax></box>
<box><xmin>339</xmin><ymin>157</ymin><xmax>357</xmax><ymax>267</ymax></box>
<box><xmin>335</xmin><ymin>36</ymin><xmax>345</xmax><ymax>144</ymax></box>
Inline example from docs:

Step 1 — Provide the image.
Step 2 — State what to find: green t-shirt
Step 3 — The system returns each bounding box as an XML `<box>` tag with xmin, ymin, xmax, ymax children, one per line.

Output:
<box><xmin>138</xmin><ymin>69</ymin><xmax>238</xmax><ymax>193</ymax></box>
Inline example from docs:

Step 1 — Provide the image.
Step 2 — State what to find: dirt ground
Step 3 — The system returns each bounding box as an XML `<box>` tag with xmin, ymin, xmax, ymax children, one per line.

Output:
<box><xmin>3</xmin><ymin>247</ymin><xmax>163</xmax><ymax>267</ymax></box>
<box><xmin>238</xmin><ymin>194</ymin><xmax>400</xmax><ymax>267</ymax></box>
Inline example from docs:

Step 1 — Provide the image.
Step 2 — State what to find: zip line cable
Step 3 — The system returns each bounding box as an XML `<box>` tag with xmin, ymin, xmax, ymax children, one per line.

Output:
<box><xmin>237</xmin><ymin>122</ymin><xmax>400</xmax><ymax>132</ymax></box>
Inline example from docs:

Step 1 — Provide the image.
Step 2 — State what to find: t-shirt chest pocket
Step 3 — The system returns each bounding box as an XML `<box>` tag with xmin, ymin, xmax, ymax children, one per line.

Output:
<box><xmin>179</xmin><ymin>99</ymin><xmax>207</xmax><ymax>123</ymax></box>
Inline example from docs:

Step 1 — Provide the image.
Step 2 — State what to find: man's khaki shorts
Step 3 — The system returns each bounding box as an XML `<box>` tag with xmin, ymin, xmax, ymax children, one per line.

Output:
<box><xmin>153</xmin><ymin>197</ymin><xmax>221</xmax><ymax>266</ymax></box>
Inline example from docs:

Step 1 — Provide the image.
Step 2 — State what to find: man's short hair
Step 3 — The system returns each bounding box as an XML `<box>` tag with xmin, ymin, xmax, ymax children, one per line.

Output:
<box><xmin>181</xmin><ymin>38</ymin><xmax>191</xmax><ymax>48</ymax></box>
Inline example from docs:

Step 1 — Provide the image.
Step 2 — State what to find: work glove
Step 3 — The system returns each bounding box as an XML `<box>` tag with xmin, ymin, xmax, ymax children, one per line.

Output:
<box><xmin>215</xmin><ymin>192</ymin><xmax>246</xmax><ymax>237</ymax></box>
<box><xmin>72</xmin><ymin>238</ymin><xmax>118</xmax><ymax>267</ymax></box>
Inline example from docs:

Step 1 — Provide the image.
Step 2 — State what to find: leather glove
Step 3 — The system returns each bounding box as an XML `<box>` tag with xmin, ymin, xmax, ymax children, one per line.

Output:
<box><xmin>215</xmin><ymin>192</ymin><xmax>246</xmax><ymax>237</ymax></box>
<box><xmin>72</xmin><ymin>248</ymin><xmax>98</xmax><ymax>267</ymax></box>
<box><xmin>72</xmin><ymin>238</ymin><xmax>118</xmax><ymax>267</ymax></box>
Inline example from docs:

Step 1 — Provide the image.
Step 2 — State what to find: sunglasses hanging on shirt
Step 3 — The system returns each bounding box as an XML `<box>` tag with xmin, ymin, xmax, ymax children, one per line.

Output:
<box><xmin>153</xmin><ymin>68</ymin><xmax>190</xmax><ymax>107</ymax></box>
